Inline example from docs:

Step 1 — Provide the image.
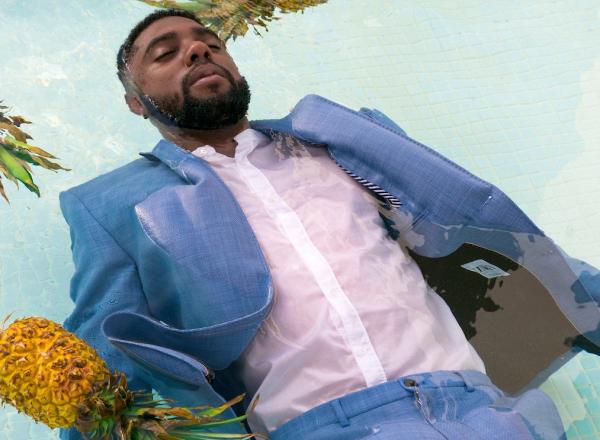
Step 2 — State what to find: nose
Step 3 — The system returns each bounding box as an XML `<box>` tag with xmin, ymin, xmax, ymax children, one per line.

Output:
<box><xmin>185</xmin><ymin>40</ymin><xmax>211</xmax><ymax>66</ymax></box>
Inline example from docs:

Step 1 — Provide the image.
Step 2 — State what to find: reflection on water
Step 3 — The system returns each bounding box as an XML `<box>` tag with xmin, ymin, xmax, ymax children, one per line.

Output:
<box><xmin>411</xmin><ymin>244</ymin><xmax>516</xmax><ymax>341</ymax></box>
<box><xmin>1</xmin><ymin>0</ymin><xmax>600</xmax><ymax>438</ymax></box>
<box><xmin>411</xmin><ymin>242</ymin><xmax>596</xmax><ymax>395</ymax></box>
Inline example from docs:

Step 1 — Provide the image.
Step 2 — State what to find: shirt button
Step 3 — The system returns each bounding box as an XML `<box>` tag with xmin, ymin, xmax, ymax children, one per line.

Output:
<box><xmin>195</xmin><ymin>146</ymin><xmax>214</xmax><ymax>157</ymax></box>
<box><xmin>403</xmin><ymin>379</ymin><xmax>417</xmax><ymax>387</ymax></box>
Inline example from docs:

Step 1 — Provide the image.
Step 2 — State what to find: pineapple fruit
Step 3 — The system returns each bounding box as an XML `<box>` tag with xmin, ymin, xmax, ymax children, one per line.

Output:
<box><xmin>0</xmin><ymin>315</ymin><xmax>256</xmax><ymax>439</ymax></box>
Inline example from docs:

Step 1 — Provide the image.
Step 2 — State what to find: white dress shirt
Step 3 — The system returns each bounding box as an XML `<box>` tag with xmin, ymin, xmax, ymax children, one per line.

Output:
<box><xmin>192</xmin><ymin>128</ymin><xmax>485</xmax><ymax>433</ymax></box>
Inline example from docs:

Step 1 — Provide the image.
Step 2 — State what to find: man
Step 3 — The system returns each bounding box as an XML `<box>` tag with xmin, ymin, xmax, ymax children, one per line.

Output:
<box><xmin>59</xmin><ymin>8</ymin><xmax>600</xmax><ymax>440</ymax></box>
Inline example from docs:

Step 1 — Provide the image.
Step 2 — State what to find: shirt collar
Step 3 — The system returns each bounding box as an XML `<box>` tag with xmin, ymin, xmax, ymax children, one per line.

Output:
<box><xmin>191</xmin><ymin>128</ymin><xmax>270</xmax><ymax>163</ymax></box>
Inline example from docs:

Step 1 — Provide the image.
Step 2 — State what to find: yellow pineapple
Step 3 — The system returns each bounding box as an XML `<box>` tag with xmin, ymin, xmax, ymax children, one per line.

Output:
<box><xmin>0</xmin><ymin>315</ymin><xmax>256</xmax><ymax>439</ymax></box>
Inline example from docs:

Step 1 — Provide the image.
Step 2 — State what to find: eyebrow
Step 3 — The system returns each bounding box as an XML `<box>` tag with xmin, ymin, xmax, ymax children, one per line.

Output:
<box><xmin>142</xmin><ymin>27</ymin><xmax>221</xmax><ymax>61</ymax></box>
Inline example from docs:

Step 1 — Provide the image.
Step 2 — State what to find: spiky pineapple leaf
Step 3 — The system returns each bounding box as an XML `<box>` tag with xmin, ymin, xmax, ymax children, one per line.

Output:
<box><xmin>166</xmin><ymin>433</ymin><xmax>255</xmax><ymax>439</ymax></box>
<box><xmin>11</xmin><ymin>149</ymin><xmax>70</xmax><ymax>172</ymax></box>
<box><xmin>0</xmin><ymin>178</ymin><xmax>8</xmax><ymax>203</ymax></box>
<box><xmin>0</xmin><ymin>144</ymin><xmax>39</xmax><ymax>196</ymax></box>
<box><xmin>8</xmin><ymin>115</ymin><xmax>31</xmax><ymax>127</ymax></box>
<box><xmin>193</xmin><ymin>395</ymin><xmax>245</xmax><ymax>418</ymax></box>
<box><xmin>15</xmin><ymin>155</ymin><xmax>32</xmax><ymax>173</ymax></box>
<box><xmin>2</xmin><ymin>132</ymin><xmax>57</xmax><ymax>159</ymax></box>
<box><xmin>30</xmin><ymin>154</ymin><xmax>70</xmax><ymax>171</ymax></box>
<box><xmin>0</xmin><ymin>122</ymin><xmax>31</xmax><ymax>142</ymax></box>
<box><xmin>187</xmin><ymin>415</ymin><xmax>248</xmax><ymax>428</ymax></box>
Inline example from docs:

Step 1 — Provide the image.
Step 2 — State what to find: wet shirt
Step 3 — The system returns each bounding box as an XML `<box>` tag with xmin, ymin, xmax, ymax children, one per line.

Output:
<box><xmin>191</xmin><ymin>129</ymin><xmax>485</xmax><ymax>434</ymax></box>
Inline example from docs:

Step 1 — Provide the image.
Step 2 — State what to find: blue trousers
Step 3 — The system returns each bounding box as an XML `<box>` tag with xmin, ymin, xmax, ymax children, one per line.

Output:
<box><xmin>269</xmin><ymin>371</ymin><xmax>566</xmax><ymax>440</ymax></box>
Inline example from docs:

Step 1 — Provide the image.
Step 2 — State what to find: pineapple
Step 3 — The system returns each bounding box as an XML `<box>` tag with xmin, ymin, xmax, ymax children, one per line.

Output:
<box><xmin>138</xmin><ymin>0</ymin><xmax>329</xmax><ymax>41</ymax></box>
<box><xmin>0</xmin><ymin>315</ymin><xmax>257</xmax><ymax>439</ymax></box>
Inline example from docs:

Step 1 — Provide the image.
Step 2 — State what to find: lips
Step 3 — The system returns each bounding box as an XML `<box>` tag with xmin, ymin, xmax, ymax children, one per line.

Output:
<box><xmin>187</xmin><ymin>65</ymin><xmax>224</xmax><ymax>88</ymax></box>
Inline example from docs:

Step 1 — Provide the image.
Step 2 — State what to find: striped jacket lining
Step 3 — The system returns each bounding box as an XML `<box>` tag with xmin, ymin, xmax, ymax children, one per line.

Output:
<box><xmin>334</xmin><ymin>162</ymin><xmax>403</xmax><ymax>209</ymax></box>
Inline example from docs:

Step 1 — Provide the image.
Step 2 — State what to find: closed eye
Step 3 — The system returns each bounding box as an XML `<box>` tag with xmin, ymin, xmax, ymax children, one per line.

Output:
<box><xmin>155</xmin><ymin>50</ymin><xmax>175</xmax><ymax>61</ymax></box>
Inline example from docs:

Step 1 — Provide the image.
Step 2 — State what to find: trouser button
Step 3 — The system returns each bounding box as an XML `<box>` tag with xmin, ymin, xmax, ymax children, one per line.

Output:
<box><xmin>403</xmin><ymin>378</ymin><xmax>417</xmax><ymax>387</ymax></box>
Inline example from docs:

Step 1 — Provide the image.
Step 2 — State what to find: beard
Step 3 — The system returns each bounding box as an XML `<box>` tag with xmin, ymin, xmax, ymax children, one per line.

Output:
<box><xmin>145</xmin><ymin>68</ymin><xmax>251</xmax><ymax>130</ymax></box>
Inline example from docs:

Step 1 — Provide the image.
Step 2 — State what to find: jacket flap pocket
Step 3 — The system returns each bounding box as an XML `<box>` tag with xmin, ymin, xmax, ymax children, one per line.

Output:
<box><xmin>102</xmin><ymin>310</ymin><xmax>264</xmax><ymax>370</ymax></box>
<box><xmin>107</xmin><ymin>337</ymin><xmax>211</xmax><ymax>388</ymax></box>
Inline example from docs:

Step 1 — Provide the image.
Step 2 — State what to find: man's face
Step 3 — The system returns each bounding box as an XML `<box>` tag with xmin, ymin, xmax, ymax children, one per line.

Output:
<box><xmin>126</xmin><ymin>16</ymin><xmax>250</xmax><ymax>129</ymax></box>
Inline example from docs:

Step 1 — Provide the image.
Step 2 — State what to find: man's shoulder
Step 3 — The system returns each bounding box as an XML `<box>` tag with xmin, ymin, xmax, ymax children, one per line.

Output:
<box><xmin>60</xmin><ymin>154</ymin><xmax>178</xmax><ymax>216</ymax></box>
<box><xmin>253</xmin><ymin>94</ymin><xmax>407</xmax><ymax>137</ymax></box>
<box><xmin>64</xmin><ymin>157</ymin><xmax>150</xmax><ymax>200</ymax></box>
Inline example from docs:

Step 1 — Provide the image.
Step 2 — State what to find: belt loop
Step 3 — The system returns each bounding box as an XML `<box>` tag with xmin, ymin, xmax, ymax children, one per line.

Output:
<box><xmin>456</xmin><ymin>371</ymin><xmax>475</xmax><ymax>392</ymax></box>
<box><xmin>330</xmin><ymin>399</ymin><xmax>351</xmax><ymax>427</ymax></box>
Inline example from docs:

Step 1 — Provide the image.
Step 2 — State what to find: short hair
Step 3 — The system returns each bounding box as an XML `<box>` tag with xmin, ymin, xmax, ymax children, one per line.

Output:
<box><xmin>116</xmin><ymin>9</ymin><xmax>207</xmax><ymax>89</ymax></box>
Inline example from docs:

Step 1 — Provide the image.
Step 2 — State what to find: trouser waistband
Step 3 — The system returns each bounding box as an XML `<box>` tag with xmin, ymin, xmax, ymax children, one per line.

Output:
<box><xmin>270</xmin><ymin>370</ymin><xmax>494</xmax><ymax>438</ymax></box>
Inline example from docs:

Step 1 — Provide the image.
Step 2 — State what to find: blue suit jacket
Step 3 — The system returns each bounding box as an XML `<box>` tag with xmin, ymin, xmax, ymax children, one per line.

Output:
<box><xmin>59</xmin><ymin>95</ymin><xmax>600</xmax><ymax>439</ymax></box>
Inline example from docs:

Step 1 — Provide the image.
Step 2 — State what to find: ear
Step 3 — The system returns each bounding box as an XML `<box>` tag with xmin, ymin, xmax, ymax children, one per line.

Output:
<box><xmin>124</xmin><ymin>92</ymin><xmax>146</xmax><ymax>118</ymax></box>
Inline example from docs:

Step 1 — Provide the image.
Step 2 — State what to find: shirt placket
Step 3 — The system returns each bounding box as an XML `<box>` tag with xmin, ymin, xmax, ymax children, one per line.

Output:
<box><xmin>234</xmin><ymin>150</ymin><xmax>388</xmax><ymax>388</ymax></box>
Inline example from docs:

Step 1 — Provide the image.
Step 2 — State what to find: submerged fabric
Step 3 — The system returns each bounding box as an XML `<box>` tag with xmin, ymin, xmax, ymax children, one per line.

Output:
<box><xmin>193</xmin><ymin>128</ymin><xmax>485</xmax><ymax>432</ymax></box>
<box><xmin>269</xmin><ymin>370</ymin><xmax>566</xmax><ymax>440</ymax></box>
<box><xmin>58</xmin><ymin>95</ymin><xmax>600</xmax><ymax>439</ymax></box>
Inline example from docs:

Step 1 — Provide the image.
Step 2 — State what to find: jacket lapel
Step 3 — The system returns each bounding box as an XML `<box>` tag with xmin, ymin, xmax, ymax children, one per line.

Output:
<box><xmin>135</xmin><ymin>139</ymin><xmax>273</xmax><ymax>333</ymax></box>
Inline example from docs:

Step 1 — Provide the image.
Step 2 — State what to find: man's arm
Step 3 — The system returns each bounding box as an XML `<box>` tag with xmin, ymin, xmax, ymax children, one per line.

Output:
<box><xmin>58</xmin><ymin>190</ymin><xmax>153</xmax><ymax>440</ymax></box>
<box><xmin>58</xmin><ymin>190</ymin><xmax>249</xmax><ymax>438</ymax></box>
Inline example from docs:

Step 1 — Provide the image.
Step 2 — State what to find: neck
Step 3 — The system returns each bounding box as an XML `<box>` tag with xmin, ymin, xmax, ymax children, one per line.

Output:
<box><xmin>156</xmin><ymin>117</ymin><xmax>250</xmax><ymax>157</ymax></box>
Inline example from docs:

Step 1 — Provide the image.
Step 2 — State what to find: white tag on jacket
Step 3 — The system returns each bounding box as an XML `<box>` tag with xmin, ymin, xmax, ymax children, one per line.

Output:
<box><xmin>461</xmin><ymin>259</ymin><xmax>510</xmax><ymax>279</ymax></box>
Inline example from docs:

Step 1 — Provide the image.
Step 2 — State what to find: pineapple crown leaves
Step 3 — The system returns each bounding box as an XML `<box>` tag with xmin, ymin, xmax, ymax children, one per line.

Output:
<box><xmin>0</xmin><ymin>100</ymin><xmax>69</xmax><ymax>203</ymax></box>
<box><xmin>76</xmin><ymin>372</ymin><xmax>133</xmax><ymax>435</ymax></box>
<box><xmin>77</xmin><ymin>372</ymin><xmax>260</xmax><ymax>440</ymax></box>
<box><xmin>138</xmin><ymin>0</ymin><xmax>328</xmax><ymax>41</ymax></box>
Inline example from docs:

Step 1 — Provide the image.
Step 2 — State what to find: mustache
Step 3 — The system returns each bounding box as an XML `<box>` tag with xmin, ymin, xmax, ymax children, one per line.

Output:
<box><xmin>182</xmin><ymin>61</ymin><xmax>235</xmax><ymax>92</ymax></box>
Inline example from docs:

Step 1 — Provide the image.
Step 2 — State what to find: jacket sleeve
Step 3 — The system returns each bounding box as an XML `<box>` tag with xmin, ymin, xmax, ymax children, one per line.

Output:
<box><xmin>57</xmin><ymin>190</ymin><xmax>248</xmax><ymax>439</ymax></box>
<box><xmin>58</xmin><ymin>190</ymin><xmax>153</xmax><ymax>440</ymax></box>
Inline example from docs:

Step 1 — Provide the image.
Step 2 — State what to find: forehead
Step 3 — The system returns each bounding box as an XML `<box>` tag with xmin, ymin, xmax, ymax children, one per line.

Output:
<box><xmin>131</xmin><ymin>16</ymin><xmax>216</xmax><ymax>62</ymax></box>
<box><xmin>137</xmin><ymin>16</ymin><xmax>206</xmax><ymax>44</ymax></box>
